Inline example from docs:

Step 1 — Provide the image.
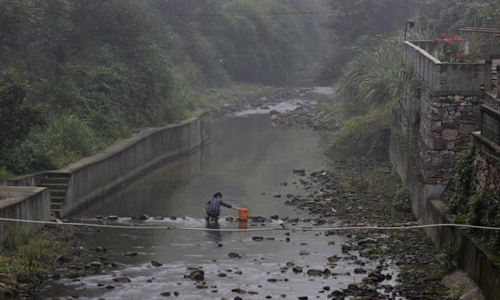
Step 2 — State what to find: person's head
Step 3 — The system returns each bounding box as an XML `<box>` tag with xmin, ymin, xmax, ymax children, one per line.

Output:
<box><xmin>213</xmin><ymin>192</ymin><xmax>222</xmax><ymax>199</ymax></box>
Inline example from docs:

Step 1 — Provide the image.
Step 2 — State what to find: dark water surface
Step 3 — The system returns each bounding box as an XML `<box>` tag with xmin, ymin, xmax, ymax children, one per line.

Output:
<box><xmin>40</xmin><ymin>102</ymin><xmax>400</xmax><ymax>299</ymax></box>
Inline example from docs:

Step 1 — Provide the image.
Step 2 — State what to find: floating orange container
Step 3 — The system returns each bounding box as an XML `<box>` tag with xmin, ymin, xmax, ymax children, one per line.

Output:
<box><xmin>238</xmin><ymin>207</ymin><xmax>249</xmax><ymax>221</ymax></box>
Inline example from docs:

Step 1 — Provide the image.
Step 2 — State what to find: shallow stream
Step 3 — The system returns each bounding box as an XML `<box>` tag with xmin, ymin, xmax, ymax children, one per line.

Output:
<box><xmin>39</xmin><ymin>96</ymin><xmax>402</xmax><ymax>299</ymax></box>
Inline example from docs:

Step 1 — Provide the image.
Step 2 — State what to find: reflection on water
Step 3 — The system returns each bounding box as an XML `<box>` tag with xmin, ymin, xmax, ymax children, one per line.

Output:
<box><xmin>205</xmin><ymin>221</ymin><xmax>221</xmax><ymax>244</ymax></box>
<box><xmin>78</xmin><ymin>114</ymin><xmax>326</xmax><ymax>219</ymax></box>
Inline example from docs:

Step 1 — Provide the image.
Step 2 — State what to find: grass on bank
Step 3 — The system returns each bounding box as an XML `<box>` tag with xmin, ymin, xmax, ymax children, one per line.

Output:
<box><xmin>324</xmin><ymin>35</ymin><xmax>406</xmax><ymax>160</ymax></box>
<box><xmin>336</xmin><ymin>167</ymin><xmax>412</xmax><ymax>221</ymax></box>
<box><xmin>0</xmin><ymin>228</ymin><xmax>74</xmax><ymax>283</ymax></box>
<box><xmin>0</xmin><ymin>168</ymin><xmax>14</xmax><ymax>179</ymax></box>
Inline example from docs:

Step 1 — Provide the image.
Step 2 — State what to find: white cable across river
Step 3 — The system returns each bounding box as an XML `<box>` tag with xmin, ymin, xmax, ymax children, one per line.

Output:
<box><xmin>1</xmin><ymin>217</ymin><xmax>500</xmax><ymax>232</ymax></box>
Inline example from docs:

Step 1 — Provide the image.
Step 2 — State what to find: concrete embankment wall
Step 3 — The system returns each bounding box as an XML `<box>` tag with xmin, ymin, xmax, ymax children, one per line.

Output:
<box><xmin>0</xmin><ymin>187</ymin><xmax>51</xmax><ymax>243</ymax></box>
<box><xmin>0</xmin><ymin>111</ymin><xmax>210</xmax><ymax>224</ymax></box>
<box><xmin>0</xmin><ymin>173</ymin><xmax>44</xmax><ymax>187</ymax></box>
<box><xmin>390</xmin><ymin>135</ymin><xmax>500</xmax><ymax>300</ymax></box>
<box><xmin>59</xmin><ymin>112</ymin><xmax>211</xmax><ymax>216</ymax></box>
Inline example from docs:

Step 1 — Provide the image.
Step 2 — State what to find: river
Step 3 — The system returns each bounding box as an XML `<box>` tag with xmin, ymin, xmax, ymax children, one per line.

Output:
<box><xmin>39</xmin><ymin>94</ymin><xmax>401</xmax><ymax>300</ymax></box>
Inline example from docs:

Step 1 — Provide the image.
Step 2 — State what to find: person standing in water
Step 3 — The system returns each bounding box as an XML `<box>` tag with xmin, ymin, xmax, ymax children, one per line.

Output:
<box><xmin>205</xmin><ymin>192</ymin><xmax>238</xmax><ymax>221</ymax></box>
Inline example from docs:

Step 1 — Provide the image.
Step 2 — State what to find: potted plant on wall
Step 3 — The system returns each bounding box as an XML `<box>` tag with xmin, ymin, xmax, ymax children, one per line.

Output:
<box><xmin>434</xmin><ymin>33</ymin><xmax>466</xmax><ymax>63</ymax></box>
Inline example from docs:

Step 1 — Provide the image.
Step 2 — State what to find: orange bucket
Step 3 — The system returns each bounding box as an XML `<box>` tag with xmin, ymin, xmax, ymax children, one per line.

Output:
<box><xmin>238</xmin><ymin>220</ymin><xmax>248</xmax><ymax>230</ymax></box>
<box><xmin>238</xmin><ymin>207</ymin><xmax>249</xmax><ymax>221</ymax></box>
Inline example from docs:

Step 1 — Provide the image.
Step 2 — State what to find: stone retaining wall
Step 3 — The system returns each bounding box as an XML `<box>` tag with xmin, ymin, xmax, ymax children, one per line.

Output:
<box><xmin>396</xmin><ymin>80</ymin><xmax>484</xmax><ymax>184</ymax></box>
<box><xmin>399</xmin><ymin>41</ymin><xmax>487</xmax><ymax>184</ymax></box>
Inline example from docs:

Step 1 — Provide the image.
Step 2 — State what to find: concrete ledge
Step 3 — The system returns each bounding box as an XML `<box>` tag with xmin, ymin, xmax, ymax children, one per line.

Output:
<box><xmin>0</xmin><ymin>173</ymin><xmax>44</xmax><ymax>187</ymax></box>
<box><xmin>404</xmin><ymin>41</ymin><xmax>486</xmax><ymax>94</ymax></box>
<box><xmin>0</xmin><ymin>187</ymin><xmax>51</xmax><ymax>244</ymax></box>
<box><xmin>425</xmin><ymin>199</ymin><xmax>500</xmax><ymax>300</ymax></box>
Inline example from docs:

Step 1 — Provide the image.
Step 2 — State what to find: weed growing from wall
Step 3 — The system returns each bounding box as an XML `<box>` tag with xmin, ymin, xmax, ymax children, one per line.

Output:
<box><xmin>446</xmin><ymin>141</ymin><xmax>500</xmax><ymax>253</ymax></box>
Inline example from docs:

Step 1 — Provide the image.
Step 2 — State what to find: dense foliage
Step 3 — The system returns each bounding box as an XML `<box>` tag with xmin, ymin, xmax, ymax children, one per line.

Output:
<box><xmin>446</xmin><ymin>143</ymin><xmax>500</xmax><ymax>253</ymax></box>
<box><xmin>0</xmin><ymin>0</ymin><xmax>327</xmax><ymax>175</ymax></box>
<box><xmin>318</xmin><ymin>0</ymin><xmax>417</xmax><ymax>82</ymax></box>
<box><xmin>414</xmin><ymin>0</ymin><xmax>500</xmax><ymax>35</ymax></box>
<box><xmin>328</xmin><ymin>35</ymin><xmax>408</xmax><ymax>158</ymax></box>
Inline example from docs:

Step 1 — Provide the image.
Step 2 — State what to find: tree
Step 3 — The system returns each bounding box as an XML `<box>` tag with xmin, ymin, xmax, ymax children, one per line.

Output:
<box><xmin>326</xmin><ymin>0</ymin><xmax>417</xmax><ymax>45</ymax></box>
<box><xmin>0</xmin><ymin>76</ymin><xmax>43</xmax><ymax>156</ymax></box>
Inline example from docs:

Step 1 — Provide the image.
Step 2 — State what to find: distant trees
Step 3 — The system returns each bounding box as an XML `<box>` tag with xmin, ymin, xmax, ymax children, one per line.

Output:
<box><xmin>0</xmin><ymin>77</ymin><xmax>43</xmax><ymax>155</ymax></box>
<box><xmin>414</xmin><ymin>0</ymin><xmax>500</xmax><ymax>36</ymax></box>
<box><xmin>0</xmin><ymin>0</ymin><xmax>327</xmax><ymax>174</ymax></box>
<box><xmin>326</xmin><ymin>0</ymin><xmax>417</xmax><ymax>45</ymax></box>
<box><xmin>318</xmin><ymin>0</ymin><xmax>418</xmax><ymax>82</ymax></box>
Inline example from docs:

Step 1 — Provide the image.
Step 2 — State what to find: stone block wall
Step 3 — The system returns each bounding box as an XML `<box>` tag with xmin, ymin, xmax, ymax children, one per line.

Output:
<box><xmin>397</xmin><ymin>80</ymin><xmax>484</xmax><ymax>184</ymax></box>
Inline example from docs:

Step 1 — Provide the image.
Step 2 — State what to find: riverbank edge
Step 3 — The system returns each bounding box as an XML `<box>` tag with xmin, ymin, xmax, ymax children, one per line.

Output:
<box><xmin>390</xmin><ymin>134</ymin><xmax>500</xmax><ymax>300</ymax></box>
<box><xmin>0</xmin><ymin>110</ymin><xmax>210</xmax><ymax>218</ymax></box>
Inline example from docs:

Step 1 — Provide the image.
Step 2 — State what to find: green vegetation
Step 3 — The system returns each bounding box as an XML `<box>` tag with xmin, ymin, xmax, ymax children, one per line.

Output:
<box><xmin>445</xmin><ymin>282</ymin><xmax>466</xmax><ymax>300</ymax></box>
<box><xmin>337</xmin><ymin>167</ymin><xmax>411</xmax><ymax>221</ymax></box>
<box><xmin>446</xmin><ymin>143</ymin><xmax>477</xmax><ymax>216</ymax></box>
<box><xmin>327</xmin><ymin>35</ymin><xmax>406</xmax><ymax>158</ymax></box>
<box><xmin>323</xmin><ymin>0</ymin><xmax>500</xmax><ymax>158</ymax></box>
<box><xmin>428</xmin><ymin>243</ymin><xmax>459</xmax><ymax>280</ymax></box>
<box><xmin>318</xmin><ymin>0</ymin><xmax>417</xmax><ymax>83</ymax></box>
<box><xmin>0</xmin><ymin>0</ymin><xmax>327</xmax><ymax>175</ymax></box>
<box><xmin>0</xmin><ymin>168</ymin><xmax>14</xmax><ymax>179</ymax></box>
<box><xmin>0</xmin><ymin>228</ymin><xmax>74</xmax><ymax>283</ymax></box>
<box><xmin>446</xmin><ymin>142</ymin><xmax>500</xmax><ymax>253</ymax></box>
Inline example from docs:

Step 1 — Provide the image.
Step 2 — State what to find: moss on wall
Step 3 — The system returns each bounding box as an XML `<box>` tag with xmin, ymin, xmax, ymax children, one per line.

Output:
<box><xmin>446</xmin><ymin>142</ymin><xmax>500</xmax><ymax>252</ymax></box>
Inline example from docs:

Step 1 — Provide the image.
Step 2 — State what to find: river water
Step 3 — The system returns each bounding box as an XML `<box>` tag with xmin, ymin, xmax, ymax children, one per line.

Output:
<box><xmin>39</xmin><ymin>95</ymin><xmax>400</xmax><ymax>299</ymax></box>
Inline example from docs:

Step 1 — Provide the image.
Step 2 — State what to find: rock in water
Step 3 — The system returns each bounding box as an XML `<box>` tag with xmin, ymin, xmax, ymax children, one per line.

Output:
<box><xmin>151</xmin><ymin>261</ymin><xmax>163</xmax><ymax>267</ymax></box>
<box><xmin>189</xmin><ymin>270</ymin><xmax>204</xmax><ymax>282</ymax></box>
<box><xmin>228</xmin><ymin>252</ymin><xmax>242</xmax><ymax>258</ymax></box>
<box><xmin>307</xmin><ymin>269</ymin><xmax>323</xmax><ymax>276</ymax></box>
<box><xmin>138</xmin><ymin>214</ymin><xmax>150</xmax><ymax>221</ymax></box>
<box><xmin>113</xmin><ymin>276</ymin><xmax>131</xmax><ymax>283</ymax></box>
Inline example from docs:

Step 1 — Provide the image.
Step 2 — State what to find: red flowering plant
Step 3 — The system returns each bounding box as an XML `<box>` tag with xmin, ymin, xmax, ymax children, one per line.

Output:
<box><xmin>433</xmin><ymin>32</ymin><xmax>466</xmax><ymax>63</ymax></box>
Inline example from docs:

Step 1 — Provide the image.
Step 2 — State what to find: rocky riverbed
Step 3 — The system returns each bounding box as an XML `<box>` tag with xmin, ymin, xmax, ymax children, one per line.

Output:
<box><xmin>210</xmin><ymin>86</ymin><xmax>337</xmax><ymax>131</ymax></box>
<box><xmin>279</xmin><ymin>163</ymin><xmax>449</xmax><ymax>299</ymax></box>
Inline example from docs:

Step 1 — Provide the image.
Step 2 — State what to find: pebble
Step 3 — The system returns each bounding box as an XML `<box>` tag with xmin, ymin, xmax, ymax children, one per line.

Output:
<box><xmin>112</xmin><ymin>276</ymin><xmax>131</xmax><ymax>283</ymax></box>
<box><xmin>228</xmin><ymin>252</ymin><xmax>242</xmax><ymax>258</ymax></box>
<box><xmin>151</xmin><ymin>261</ymin><xmax>163</xmax><ymax>267</ymax></box>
